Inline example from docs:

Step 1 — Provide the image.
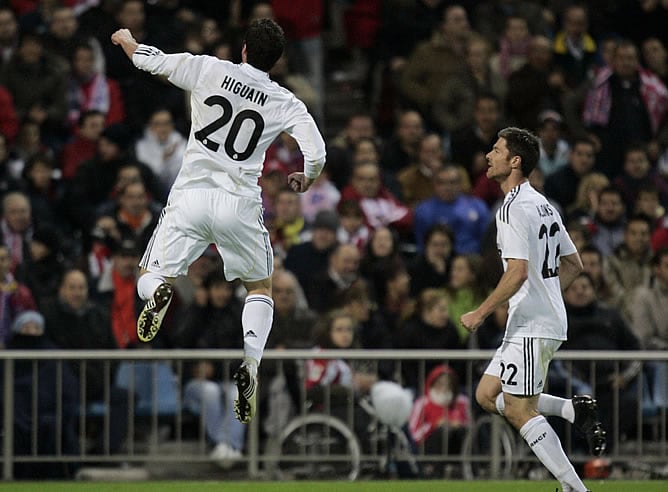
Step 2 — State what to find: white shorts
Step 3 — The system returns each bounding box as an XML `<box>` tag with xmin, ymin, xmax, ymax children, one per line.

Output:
<box><xmin>140</xmin><ymin>189</ymin><xmax>273</xmax><ymax>282</ymax></box>
<box><xmin>483</xmin><ymin>337</ymin><xmax>561</xmax><ymax>396</ymax></box>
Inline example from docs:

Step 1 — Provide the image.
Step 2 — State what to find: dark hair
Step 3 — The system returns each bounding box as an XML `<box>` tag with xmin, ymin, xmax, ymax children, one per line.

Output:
<box><xmin>244</xmin><ymin>18</ymin><xmax>285</xmax><ymax>72</ymax></box>
<box><xmin>652</xmin><ymin>247</ymin><xmax>668</xmax><ymax>266</ymax></box>
<box><xmin>423</xmin><ymin>223</ymin><xmax>455</xmax><ymax>249</ymax></box>
<box><xmin>579</xmin><ymin>244</ymin><xmax>602</xmax><ymax>259</ymax></box>
<box><xmin>498</xmin><ymin>127</ymin><xmax>540</xmax><ymax>176</ymax></box>
<box><xmin>626</xmin><ymin>213</ymin><xmax>653</xmax><ymax>233</ymax></box>
<box><xmin>313</xmin><ymin>309</ymin><xmax>358</xmax><ymax>349</ymax></box>
<box><xmin>78</xmin><ymin>109</ymin><xmax>104</xmax><ymax>128</ymax></box>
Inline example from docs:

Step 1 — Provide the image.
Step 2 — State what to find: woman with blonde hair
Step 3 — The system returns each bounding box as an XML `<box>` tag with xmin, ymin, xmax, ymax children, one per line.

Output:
<box><xmin>567</xmin><ymin>172</ymin><xmax>610</xmax><ymax>224</ymax></box>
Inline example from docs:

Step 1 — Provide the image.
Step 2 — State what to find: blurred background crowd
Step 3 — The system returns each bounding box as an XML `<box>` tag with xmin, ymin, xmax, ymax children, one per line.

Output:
<box><xmin>1</xmin><ymin>0</ymin><xmax>668</xmax><ymax>478</ymax></box>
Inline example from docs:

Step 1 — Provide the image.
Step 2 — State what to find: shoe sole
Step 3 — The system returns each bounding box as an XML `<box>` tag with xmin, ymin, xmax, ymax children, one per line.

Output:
<box><xmin>589</xmin><ymin>425</ymin><xmax>607</xmax><ymax>457</ymax></box>
<box><xmin>136</xmin><ymin>283</ymin><xmax>173</xmax><ymax>342</ymax></box>
<box><xmin>233</xmin><ymin>365</ymin><xmax>256</xmax><ymax>424</ymax></box>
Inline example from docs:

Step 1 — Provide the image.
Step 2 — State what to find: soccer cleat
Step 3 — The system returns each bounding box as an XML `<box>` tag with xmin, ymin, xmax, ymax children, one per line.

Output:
<box><xmin>233</xmin><ymin>361</ymin><xmax>257</xmax><ymax>424</ymax></box>
<box><xmin>573</xmin><ymin>395</ymin><xmax>607</xmax><ymax>456</ymax></box>
<box><xmin>136</xmin><ymin>282</ymin><xmax>174</xmax><ymax>342</ymax></box>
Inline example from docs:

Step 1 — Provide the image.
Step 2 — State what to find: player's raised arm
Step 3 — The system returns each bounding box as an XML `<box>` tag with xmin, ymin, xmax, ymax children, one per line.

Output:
<box><xmin>111</xmin><ymin>28</ymin><xmax>138</xmax><ymax>60</ymax></box>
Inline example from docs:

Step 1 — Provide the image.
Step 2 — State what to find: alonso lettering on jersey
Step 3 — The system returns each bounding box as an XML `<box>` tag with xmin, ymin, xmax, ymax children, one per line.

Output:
<box><xmin>221</xmin><ymin>76</ymin><xmax>268</xmax><ymax>106</ymax></box>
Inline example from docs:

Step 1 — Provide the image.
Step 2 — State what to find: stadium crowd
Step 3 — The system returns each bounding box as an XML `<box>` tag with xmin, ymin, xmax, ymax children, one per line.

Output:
<box><xmin>1</xmin><ymin>0</ymin><xmax>668</xmax><ymax>478</ymax></box>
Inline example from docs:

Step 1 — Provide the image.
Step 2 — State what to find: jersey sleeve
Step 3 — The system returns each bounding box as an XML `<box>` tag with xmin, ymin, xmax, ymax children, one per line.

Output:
<box><xmin>282</xmin><ymin>97</ymin><xmax>326</xmax><ymax>179</ymax></box>
<box><xmin>496</xmin><ymin>207</ymin><xmax>530</xmax><ymax>260</ymax></box>
<box><xmin>132</xmin><ymin>44</ymin><xmax>210</xmax><ymax>92</ymax></box>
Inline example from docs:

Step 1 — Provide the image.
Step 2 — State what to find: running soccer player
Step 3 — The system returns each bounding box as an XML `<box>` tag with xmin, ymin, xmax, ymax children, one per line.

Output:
<box><xmin>461</xmin><ymin>127</ymin><xmax>605</xmax><ymax>492</ymax></box>
<box><xmin>111</xmin><ymin>19</ymin><xmax>325</xmax><ymax>424</ymax></box>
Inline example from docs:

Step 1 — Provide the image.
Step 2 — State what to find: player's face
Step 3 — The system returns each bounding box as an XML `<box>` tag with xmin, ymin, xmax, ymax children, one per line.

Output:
<box><xmin>485</xmin><ymin>138</ymin><xmax>513</xmax><ymax>181</ymax></box>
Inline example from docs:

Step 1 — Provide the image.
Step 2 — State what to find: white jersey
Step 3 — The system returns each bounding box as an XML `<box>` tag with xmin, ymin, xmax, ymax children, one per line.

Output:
<box><xmin>132</xmin><ymin>44</ymin><xmax>326</xmax><ymax>199</ymax></box>
<box><xmin>496</xmin><ymin>181</ymin><xmax>577</xmax><ymax>340</ymax></box>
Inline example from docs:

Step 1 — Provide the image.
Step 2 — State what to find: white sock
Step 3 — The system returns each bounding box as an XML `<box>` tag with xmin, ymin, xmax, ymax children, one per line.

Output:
<box><xmin>496</xmin><ymin>393</ymin><xmax>574</xmax><ymax>423</ymax></box>
<box><xmin>137</xmin><ymin>272</ymin><xmax>167</xmax><ymax>301</ymax></box>
<box><xmin>241</xmin><ymin>295</ymin><xmax>274</xmax><ymax>365</ymax></box>
<box><xmin>520</xmin><ymin>415</ymin><xmax>587</xmax><ymax>492</ymax></box>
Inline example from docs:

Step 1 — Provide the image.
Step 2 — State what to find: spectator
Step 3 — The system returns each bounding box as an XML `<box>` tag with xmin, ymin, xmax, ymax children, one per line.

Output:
<box><xmin>628</xmin><ymin>247</ymin><xmax>668</xmax><ymax>410</ymax></box>
<box><xmin>490</xmin><ymin>15</ymin><xmax>531</xmax><ymax>80</ymax></box>
<box><xmin>271</xmin><ymin>188</ymin><xmax>306</xmax><ymax>255</ymax></box>
<box><xmin>379</xmin><ymin>109</ymin><xmax>425</xmax><ymax>176</ymax></box>
<box><xmin>394</xmin><ymin>288</ymin><xmax>464</xmax><ymax>391</ymax></box>
<box><xmin>562</xmin><ymin>272</ymin><xmax>642</xmax><ymax>443</ymax></box>
<box><xmin>446</xmin><ymin>254</ymin><xmax>487</xmax><ymax>344</ymax></box>
<box><xmin>397</xmin><ymin>133</ymin><xmax>444</xmax><ymax>209</ymax></box>
<box><xmin>544</xmin><ymin>137</ymin><xmax>597</xmax><ymax>211</ymax></box>
<box><xmin>603</xmin><ymin>214</ymin><xmax>653</xmax><ymax>318</ymax></box>
<box><xmin>60</xmin><ymin>109</ymin><xmax>106</xmax><ymax>180</ymax></box>
<box><xmin>505</xmin><ymin>35</ymin><xmax>565</xmax><ymax>131</ymax></box>
<box><xmin>580</xmin><ymin>244</ymin><xmax>618</xmax><ymax>308</ymax></box>
<box><xmin>23</xmin><ymin>224</ymin><xmax>65</xmax><ymax>309</ymax></box>
<box><xmin>450</xmin><ymin>93</ymin><xmax>504</xmax><ymax>207</ymax></box>
<box><xmin>589</xmin><ymin>187</ymin><xmax>626</xmax><ymax>257</ymax></box>
<box><xmin>408</xmin><ymin>223</ymin><xmax>454</xmax><ymax>298</ymax></box>
<box><xmin>0</xmin><ymin>243</ymin><xmax>36</xmax><ymax>347</ymax></box>
<box><xmin>42</xmin><ymin>269</ymin><xmax>129</xmax><ymax>455</ymax></box>
<box><xmin>0</xmin><ymin>83</ymin><xmax>18</xmax><ymax>143</ymax></box>
<box><xmin>43</xmin><ymin>6</ymin><xmax>105</xmax><ymax>74</ymax></box>
<box><xmin>360</xmin><ymin>226</ymin><xmax>405</xmax><ymax>305</ymax></box>
<box><xmin>299</xmin><ymin>172</ymin><xmax>341</xmax><ymax>226</ymax></box>
<box><xmin>0</xmin><ymin>133</ymin><xmax>22</xmax><ymax>194</ymax></box>
<box><xmin>641</xmin><ymin>37</ymin><xmax>668</xmax><ymax>87</ymax></box>
<box><xmin>4</xmin><ymin>310</ymin><xmax>79</xmax><ymax>478</ymax></box>
<box><xmin>21</xmin><ymin>153</ymin><xmax>66</xmax><ymax>230</ymax></box>
<box><xmin>552</xmin><ymin>4</ymin><xmax>598</xmax><ymax>90</ymax></box>
<box><xmin>399</xmin><ymin>4</ymin><xmax>470</xmax><ymax>119</ymax></box>
<box><xmin>408</xmin><ymin>364</ymin><xmax>470</xmax><ymax>474</ymax></box>
<box><xmin>614</xmin><ymin>144</ymin><xmax>668</xmax><ymax>212</ymax></box>
<box><xmin>173</xmin><ymin>271</ymin><xmax>246</xmax><ymax>469</ymax></box>
<box><xmin>336</xmin><ymin>199</ymin><xmax>370</xmax><ymax>251</ymax></box>
<box><xmin>284</xmin><ymin>209</ymin><xmax>339</xmax><ymax>301</ymax></box>
<box><xmin>259</xmin><ymin>159</ymin><xmax>288</xmax><ymax>225</ymax></box>
<box><xmin>340</xmin><ymin>160</ymin><xmax>413</xmax><ymax>238</ymax></box>
<box><xmin>579</xmin><ymin>40</ymin><xmax>668</xmax><ymax>179</ymax></box>
<box><xmin>268</xmin><ymin>269</ymin><xmax>317</xmax><ymax>350</ymax></box>
<box><xmin>0</xmin><ymin>7</ymin><xmax>18</xmax><ymax>67</ymax></box>
<box><xmin>536</xmin><ymin>110</ymin><xmax>570</xmax><ymax>177</ymax></box>
<box><xmin>306</xmin><ymin>243</ymin><xmax>360</xmax><ymax>314</ymax></box>
<box><xmin>66</xmin><ymin>43</ymin><xmax>125</xmax><ymax>131</ymax></box>
<box><xmin>414</xmin><ymin>165</ymin><xmax>490</xmax><ymax>254</ymax></box>
<box><xmin>433</xmin><ymin>34</ymin><xmax>507</xmax><ymax>135</ymax></box>
<box><xmin>566</xmin><ymin>172</ymin><xmax>610</xmax><ymax>226</ymax></box>
<box><xmin>326</xmin><ymin>112</ymin><xmax>376</xmax><ymax>190</ymax></box>
<box><xmin>0</xmin><ymin>31</ymin><xmax>67</xmax><ymax>139</ymax></box>
<box><xmin>0</xmin><ymin>191</ymin><xmax>33</xmax><ymax>276</ymax></box>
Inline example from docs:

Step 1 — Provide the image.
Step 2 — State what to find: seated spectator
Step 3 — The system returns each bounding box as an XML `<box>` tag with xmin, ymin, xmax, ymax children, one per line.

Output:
<box><xmin>566</xmin><ymin>172</ymin><xmax>610</xmax><ymax>226</ymax></box>
<box><xmin>299</xmin><ymin>172</ymin><xmax>340</xmax><ymax>226</ymax></box>
<box><xmin>270</xmin><ymin>188</ymin><xmax>306</xmax><ymax>255</ymax></box>
<box><xmin>134</xmin><ymin>108</ymin><xmax>186</xmax><ymax>194</ymax></box>
<box><xmin>0</xmin><ymin>191</ymin><xmax>33</xmax><ymax>277</ymax></box>
<box><xmin>66</xmin><ymin>43</ymin><xmax>125</xmax><ymax>130</ymax></box>
<box><xmin>376</xmin><ymin>261</ymin><xmax>414</xmax><ymax>337</ymax></box>
<box><xmin>340</xmin><ymin>160</ymin><xmax>413</xmax><ymax>238</ymax></box>
<box><xmin>536</xmin><ymin>110</ymin><xmax>570</xmax><ymax>177</ymax></box>
<box><xmin>589</xmin><ymin>187</ymin><xmax>626</xmax><ymax>258</ymax></box>
<box><xmin>0</xmin><ymin>243</ymin><xmax>36</xmax><ymax>347</ymax></box>
<box><xmin>379</xmin><ymin>109</ymin><xmax>424</xmax><ymax>176</ymax></box>
<box><xmin>10</xmin><ymin>118</ymin><xmax>53</xmax><ymax>179</ymax></box>
<box><xmin>394</xmin><ymin>288</ymin><xmax>464</xmax><ymax>391</ymax></box>
<box><xmin>614</xmin><ymin>144</ymin><xmax>668</xmax><ymax>213</ymax></box>
<box><xmin>408</xmin><ymin>364</ymin><xmax>470</xmax><ymax>475</ymax></box>
<box><xmin>446</xmin><ymin>254</ymin><xmax>487</xmax><ymax>344</ymax></box>
<box><xmin>603</xmin><ymin>214</ymin><xmax>653</xmax><ymax>318</ymax></box>
<box><xmin>172</xmin><ymin>271</ymin><xmax>246</xmax><ymax>469</ymax></box>
<box><xmin>580</xmin><ymin>244</ymin><xmax>618</xmax><ymax>308</ymax></box>
<box><xmin>628</xmin><ymin>248</ymin><xmax>668</xmax><ymax>410</ymax></box>
<box><xmin>306</xmin><ymin>243</ymin><xmax>360</xmax><ymax>314</ymax></box>
<box><xmin>0</xmin><ymin>133</ymin><xmax>23</xmax><ymax>194</ymax></box>
<box><xmin>544</xmin><ymin>137</ymin><xmax>597</xmax><ymax>213</ymax></box>
<box><xmin>397</xmin><ymin>133</ymin><xmax>444</xmax><ymax>209</ymax></box>
<box><xmin>360</xmin><ymin>226</ymin><xmax>405</xmax><ymax>304</ymax></box>
<box><xmin>336</xmin><ymin>199</ymin><xmax>370</xmax><ymax>251</ymax></box>
<box><xmin>42</xmin><ymin>269</ymin><xmax>129</xmax><ymax>455</ymax></box>
<box><xmin>21</xmin><ymin>153</ymin><xmax>66</xmax><ymax>232</ymax></box>
<box><xmin>260</xmin><ymin>159</ymin><xmax>288</xmax><ymax>225</ymax></box>
<box><xmin>283</xmin><ymin>209</ymin><xmax>339</xmax><ymax>294</ymax></box>
<box><xmin>562</xmin><ymin>272</ymin><xmax>642</xmax><ymax>443</ymax></box>
<box><xmin>491</xmin><ymin>15</ymin><xmax>531</xmax><ymax>80</ymax></box>
<box><xmin>60</xmin><ymin>109</ymin><xmax>105</xmax><ymax>180</ymax></box>
<box><xmin>326</xmin><ymin>112</ymin><xmax>377</xmax><ymax>190</ymax></box>
<box><xmin>409</xmin><ymin>223</ymin><xmax>454</xmax><ymax>298</ymax></box>
<box><xmin>23</xmin><ymin>225</ymin><xmax>66</xmax><ymax>309</ymax></box>
<box><xmin>414</xmin><ymin>165</ymin><xmax>490</xmax><ymax>254</ymax></box>
<box><xmin>4</xmin><ymin>310</ymin><xmax>79</xmax><ymax>478</ymax></box>
<box><xmin>551</xmin><ymin>4</ymin><xmax>598</xmax><ymax>90</ymax></box>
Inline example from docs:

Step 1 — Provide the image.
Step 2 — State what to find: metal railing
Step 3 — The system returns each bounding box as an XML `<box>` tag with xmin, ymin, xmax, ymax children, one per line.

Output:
<box><xmin>1</xmin><ymin>349</ymin><xmax>666</xmax><ymax>480</ymax></box>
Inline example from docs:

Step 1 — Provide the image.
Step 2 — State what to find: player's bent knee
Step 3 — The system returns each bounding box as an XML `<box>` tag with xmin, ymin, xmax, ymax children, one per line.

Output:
<box><xmin>243</xmin><ymin>277</ymin><xmax>272</xmax><ymax>296</ymax></box>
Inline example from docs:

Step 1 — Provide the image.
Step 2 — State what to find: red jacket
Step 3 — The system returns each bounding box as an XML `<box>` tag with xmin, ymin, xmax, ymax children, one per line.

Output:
<box><xmin>272</xmin><ymin>0</ymin><xmax>323</xmax><ymax>39</ymax></box>
<box><xmin>340</xmin><ymin>184</ymin><xmax>413</xmax><ymax>234</ymax></box>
